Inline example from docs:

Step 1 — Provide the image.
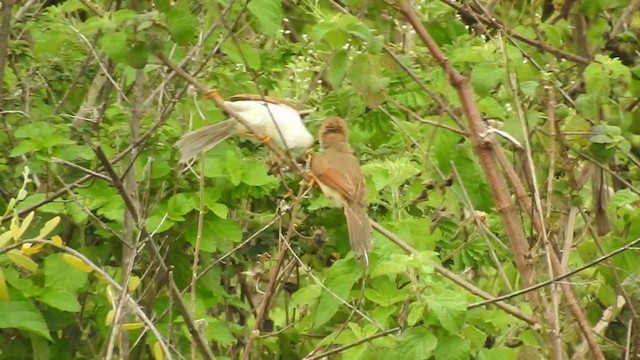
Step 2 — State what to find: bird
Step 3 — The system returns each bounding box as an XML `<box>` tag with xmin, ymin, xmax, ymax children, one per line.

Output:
<box><xmin>310</xmin><ymin>116</ymin><xmax>372</xmax><ymax>264</ymax></box>
<box><xmin>176</xmin><ymin>92</ymin><xmax>315</xmax><ymax>162</ymax></box>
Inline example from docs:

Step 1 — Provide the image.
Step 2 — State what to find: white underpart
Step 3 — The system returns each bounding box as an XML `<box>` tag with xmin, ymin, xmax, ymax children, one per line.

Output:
<box><xmin>225</xmin><ymin>100</ymin><xmax>314</xmax><ymax>150</ymax></box>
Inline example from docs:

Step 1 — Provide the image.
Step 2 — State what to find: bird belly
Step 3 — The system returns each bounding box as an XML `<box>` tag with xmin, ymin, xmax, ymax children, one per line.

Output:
<box><xmin>228</xmin><ymin>101</ymin><xmax>313</xmax><ymax>150</ymax></box>
<box><xmin>316</xmin><ymin>180</ymin><xmax>344</xmax><ymax>208</ymax></box>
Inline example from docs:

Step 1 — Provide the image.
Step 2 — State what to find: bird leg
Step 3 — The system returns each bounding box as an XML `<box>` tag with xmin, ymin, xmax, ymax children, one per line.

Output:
<box><xmin>205</xmin><ymin>89</ymin><xmax>224</xmax><ymax>102</ymax></box>
<box><xmin>239</xmin><ymin>132</ymin><xmax>272</xmax><ymax>145</ymax></box>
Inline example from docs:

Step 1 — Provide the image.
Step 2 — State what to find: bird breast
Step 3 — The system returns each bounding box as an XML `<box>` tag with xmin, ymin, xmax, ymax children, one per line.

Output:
<box><xmin>226</xmin><ymin>100</ymin><xmax>314</xmax><ymax>150</ymax></box>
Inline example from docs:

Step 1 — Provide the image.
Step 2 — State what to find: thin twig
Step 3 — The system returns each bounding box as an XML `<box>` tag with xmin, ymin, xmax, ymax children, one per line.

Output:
<box><xmin>242</xmin><ymin>185</ymin><xmax>309</xmax><ymax>359</ymax></box>
<box><xmin>469</xmin><ymin>236</ymin><xmax>640</xmax><ymax>308</ymax></box>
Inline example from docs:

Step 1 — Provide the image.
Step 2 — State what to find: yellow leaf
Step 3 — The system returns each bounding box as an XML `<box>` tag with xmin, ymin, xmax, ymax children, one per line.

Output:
<box><xmin>62</xmin><ymin>254</ymin><xmax>93</xmax><ymax>273</ymax></box>
<box><xmin>37</xmin><ymin>216</ymin><xmax>60</xmax><ymax>239</ymax></box>
<box><xmin>10</xmin><ymin>217</ymin><xmax>20</xmax><ymax>241</ymax></box>
<box><xmin>17</xmin><ymin>212</ymin><xmax>35</xmax><ymax>240</ymax></box>
<box><xmin>0</xmin><ymin>231</ymin><xmax>13</xmax><ymax>248</ymax></box>
<box><xmin>153</xmin><ymin>342</ymin><xmax>164</xmax><ymax>360</ymax></box>
<box><xmin>51</xmin><ymin>235</ymin><xmax>64</xmax><ymax>247</ymax></box>
<box><xmin>0</xmin><ymin>268</ymin><xmax>9</xmax><ymax>301</ymax></box>
<box><xmin>128</xmin><ymin>276</ymin><xmax>141</xmax><ymax>292</ymax></box>
<box><xmin>8</xmin><ymin>250</ymin><xmax>39</xmax><ymax>272</ymax></box>
<box><xmin>105</xmin><ymin>310</ymin><xmax>115</xmax><ymax>326</ymax></box>
<box><xmin>105</xmin><ymin>285</ymin><xmax>116</xmax><ymax>304</ymax></box>
<box><xmin>121</xmin><ymin>322</ymin><xmax>144</xmax><ymax>330</ymax></box>
<box><xmin>21</xmin><ymin>243</ymin><xmax>45</xmax><ymax>256</ymax></box>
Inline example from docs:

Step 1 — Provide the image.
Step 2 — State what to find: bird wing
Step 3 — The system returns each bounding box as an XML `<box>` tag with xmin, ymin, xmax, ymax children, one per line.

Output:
<box><xmin>228</xmin><ymin>94</ymin><xmax>296</xmax><ymax>110</ymax></box>
<box><xmin>311</xmin><ymin>151</ymin><xmax>364</xmax><ymax>204</ymax></box>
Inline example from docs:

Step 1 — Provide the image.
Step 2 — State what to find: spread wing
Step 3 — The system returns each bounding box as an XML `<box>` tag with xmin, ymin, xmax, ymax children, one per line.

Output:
<box><xmin>229</xmin><ymin>94</ymin><xmax>296</xmax><ymax>110</ymax></box>
<box><xmin>311</xmin><ymin>150</ymin><xmax>365</xmax><ymax>204</ymax></box>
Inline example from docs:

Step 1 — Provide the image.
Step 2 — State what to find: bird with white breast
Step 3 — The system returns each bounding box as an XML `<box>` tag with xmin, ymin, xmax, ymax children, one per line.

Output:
<box><xmin>176</xmin><ymin>92</ymin><xmax>315</xmax><ymax>162</ymax></box>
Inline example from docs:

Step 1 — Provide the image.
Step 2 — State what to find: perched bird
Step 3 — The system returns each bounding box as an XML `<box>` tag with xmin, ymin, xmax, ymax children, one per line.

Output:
<box><xmin>310</xmin><ymin>117</ymin><xmax>372</xmax><ymax>264</ymax></box>
<box><xmin>176</xmin><ymin>93</ymin><xmax>314</xmax><ymax>162</ymax></box>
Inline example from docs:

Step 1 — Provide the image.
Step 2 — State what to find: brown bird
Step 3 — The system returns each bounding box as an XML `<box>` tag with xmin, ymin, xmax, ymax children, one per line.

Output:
<box><xmin>310</xmin><ymin>117</ymin><xmax>372</xmax><ymax>264</ymax></box>
<box><xmin>176</xmin><ymin>93</ymin><xmax>314</xmax><ymax>162</ymax></box>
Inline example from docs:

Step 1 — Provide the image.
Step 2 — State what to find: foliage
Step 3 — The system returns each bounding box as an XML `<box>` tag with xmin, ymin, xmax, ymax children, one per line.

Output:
<box><xmin>1</xmin><ymin>0</ymin><xmax>639</xmax><ymax>359</ymax></box>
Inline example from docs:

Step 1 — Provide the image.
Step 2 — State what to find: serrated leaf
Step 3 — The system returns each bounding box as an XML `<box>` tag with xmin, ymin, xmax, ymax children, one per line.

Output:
<box><xmin>206</xmin><ymin>318</ymin><xmax>236</xmax><ymax>346</ymax></box>
<box><xmin>433</xmin><ymin>335</ymin><xmax>471</xmax><ymax>360</ymax></box>
<box><xmin>247</xmin><ymin>0</ymin><xmax>283</xmax><ymax>36</ymax></box>
<box><xmin>222</xmin><ymin>42</ymin><xmax>261</xmax><ymax>70</ymax></box>
<box><xmin>8</xmin><ymin>250</ymin><xmax>39</xmax><ymax>273</ymax></box>
<box><xmin>426</xmin><ymin>289</ymin><xmax>467</xmax><ymax>333</ymax></box>
<box><xmin>167</xmin><ymin>193</ymin><xmax>192</xmax><ymax>221</ymax></box>
<box><xmin>37</xmin><ymin>216</ymin><xmax>60</xmax><ymax>239</ymax></box>
<box><xmin>62</xmin><ymin>254</ymin><xmax>93</xmax><ymax>273</ymax></box>
<box><xmin>0</xmin><ymin>300</ymin><xmax>51</xmax><ymax>340</ymax></box>
<box><xmin>388</xmin><ymin>327</ymin><xmax>437</xmax><ymax>360</ymax></box>
<box><xmin>166</xmin><ymin>8</ymin><xmax>197</xmax><ymax>45</ymax></box>
<box><xmin>371</xmin><ymin>260</ymin><xmax>407</xmax><ymax>278</ymax></box>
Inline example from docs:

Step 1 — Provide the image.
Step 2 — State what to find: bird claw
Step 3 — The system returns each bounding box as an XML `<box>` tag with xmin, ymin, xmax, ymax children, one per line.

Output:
<box><xmin>259</xmin><ymin>134</ymin><xmax>272</xmax><ymax>145</ymax></box>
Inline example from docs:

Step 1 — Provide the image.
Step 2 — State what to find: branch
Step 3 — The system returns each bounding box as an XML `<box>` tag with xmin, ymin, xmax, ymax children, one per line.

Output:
<box><xmin>438</xmin><ymin>0</ymin><xmax>589</xmax><ymax>65</ymax></box>
<box><xmin>93</xmin><ymin>147</ymin><xmax>217</xmax><ymax>360</ymax></box>
<box><xmin>0</xmin><ymin>0</ymin><xmax>15</xmax><ymax>109</ymax></box>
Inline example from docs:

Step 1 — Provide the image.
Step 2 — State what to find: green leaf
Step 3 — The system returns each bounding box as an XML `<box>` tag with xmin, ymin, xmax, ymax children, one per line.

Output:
<box><xmin>100</xmin><ymin>32</ymin><xmax>129</xmax><ymax>63</ymax></box>
<box><xmin>206</xmin><ymin>317</ymin><xmax>236</xmax><ymax>346</ymax></box>
<box><xmin>185</xmin><ymin>217</ymin><xmax>242</xmax><ymax>253</ymax></box>
<box><xmin>426</xmin><ymin>289</ymin><xmax>467</xmax><ymax>333</ymax></box>
<box><xmin>387</xmin><ymin>327</ymin><xmax>437</xmax><ymax>360</ymax></box>
<box><xmin>478</xmin><ymin>97</ymin><xmax>506</xmax><ymax>119</ymax></box>
<box><xmin>166</xmin><ymin>8</ymin><xmax>197</xmax><ymax>45</ymax></box>
<box><xmin>167</xmin><ymin>193</ymin><xmax>192</xmax><ymax>221</ymax></box>
<box><xmin>315</xmin><ymin>259</ymin><xmax>362</xmax><ymax>327</ymax></box>
<box><xmin>241</xmin><ymin>162</ymin><xmax>277</xmax><ymax>186</ymax></box>
<box><xmin>470</xmin><ymin>63</ymin><xmax>502</xmax><ymax>96</ymax></box>
<box><xmin>44</xmin><ymin>254</ymin><xmax>89</xmax><ymax>294</ymax></box>
<box><xmin>370</xmin><ymin>258</ymin><xmax>407</xmax><ymax>278</ymax></box>
<box><xmin>222</xmin><ymin>42</ymin><xmax>261</xmax><ymax>70</ymax></box>
<box><xmin>406</xmin><ymin>302</ymin><xmax>426</xmax><ymax>327</ymax></box>
<box><xmin>479</xmin><ymin>347</ymin><xmax>518</xmax><ymax>360</ymax></box>
<box><xmin>0</xmin><ymin>301</ymin><xmax>51</xmax><ymax>340</ymax></box>
<box><xmin>247</xmin><ymin>0</ymin><xmax>283</xmax><ymax>36</ymax></box>
<box><xmin>326</xmin><ymin>49</ymin><xmax>350</xmax><ymax>88</ymax></box>
<box><xmin>433</xmin><ymin>335</ymin><xmax>471</xmax><ymax>360</ymax></box>
<box><xmin>290</xmin><ymin>284</ymin><xmax>321</xmax><ymax>306</ymax></box>
<box><xmin>38</xmin><ymin>290</ymin><xmax>81</xmax><ymax>312</ymax></box>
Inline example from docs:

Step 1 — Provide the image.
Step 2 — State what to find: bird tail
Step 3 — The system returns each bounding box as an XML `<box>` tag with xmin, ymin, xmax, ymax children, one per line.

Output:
<box><xmin>176</xmin><ymin>120</ymin><xmax>237</xmax><ymax>162</ymax></box>
<box><xmin>344</xmin><ymin>204</ymin><xmax>372</xmax><ymax>265</ymax></box>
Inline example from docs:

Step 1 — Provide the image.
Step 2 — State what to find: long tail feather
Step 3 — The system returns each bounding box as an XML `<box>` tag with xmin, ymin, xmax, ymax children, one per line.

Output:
<box><xmin>176</xmin><ymin>120</ymin><xmax>236</xmax><ymax>162</ymax></box>
<box><xmin>344</xmin><ymin>204</ymin><xmax>372</xmax><ymax>265</ymax></box>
